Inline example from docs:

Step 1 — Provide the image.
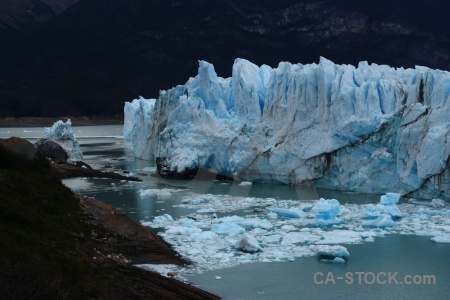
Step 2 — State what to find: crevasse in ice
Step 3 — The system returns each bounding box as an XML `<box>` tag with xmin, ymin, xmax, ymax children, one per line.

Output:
<box><xmin>125</xmin><ymin>58</ymin><xmax>450</xmax><ymax>199</ymax></box>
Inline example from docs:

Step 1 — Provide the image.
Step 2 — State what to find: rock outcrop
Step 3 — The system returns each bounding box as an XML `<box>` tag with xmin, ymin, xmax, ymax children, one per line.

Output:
<box><xmin>35</xmin><ymin>138</ymin><xmax>68</xmax><ymax>163</ymax></box>
<box><xmin>0</xmin><ymin>137</ymin><xmax>36</xmax><ymax>159</ymax></box>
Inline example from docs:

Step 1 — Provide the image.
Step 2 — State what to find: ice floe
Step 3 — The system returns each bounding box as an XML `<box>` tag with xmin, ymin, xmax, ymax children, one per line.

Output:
<box><xmin>139</xmin><ymin>193</ymin><xmax>450</xmax><ymax>276</ymax></box>
<box><xmin>139</xmin><ymin>188</ymin><xmax>181</xmax><ymax>199</ymax></box>
<box><xmin>235</xmin><ymin>234</ymin><xmax>263</xmax><ymax>253</ymax></box>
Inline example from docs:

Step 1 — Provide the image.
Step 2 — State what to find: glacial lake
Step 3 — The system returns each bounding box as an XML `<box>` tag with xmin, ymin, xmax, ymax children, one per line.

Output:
<box><xmin>3</xmin><ymin>125</ymin><xmax>450</xmax><ymax>299</ymax></box>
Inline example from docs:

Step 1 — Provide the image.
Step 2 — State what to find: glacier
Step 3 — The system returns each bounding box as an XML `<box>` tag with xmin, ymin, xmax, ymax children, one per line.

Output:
<box><xmin>124</xmin><ymin>58</ymin><xmax>450</xmax><ymax>200</ymax></box>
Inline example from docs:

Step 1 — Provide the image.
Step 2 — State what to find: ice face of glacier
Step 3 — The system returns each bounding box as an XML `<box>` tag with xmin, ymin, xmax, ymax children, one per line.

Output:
<box><xmin>124</xmin><ymin>58</ymin><xmax>450</xmax><ymax>200</ymax></box>
<box><xmin>123</xmin><ymin>96</ymin><xmax>156</xmax><ymax>160</ymax></box>
<box><xmin>43</xmin><ymin>119</ymin><xmax>83</xmax><ymax>163</ymax></box>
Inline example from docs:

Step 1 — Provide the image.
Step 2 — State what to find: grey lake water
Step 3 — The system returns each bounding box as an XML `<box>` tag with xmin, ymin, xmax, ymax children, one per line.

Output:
<box><xmin>2</xmin><ymin>125</ymin><xmax>450</xmax><ymax>299</ymax></box>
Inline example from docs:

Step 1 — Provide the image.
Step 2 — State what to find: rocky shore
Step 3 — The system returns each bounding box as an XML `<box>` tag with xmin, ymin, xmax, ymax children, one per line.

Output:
<box><xmin>0</xmin><ymin>139</ymin><xmax>220</xmax><ymax>299</ymax></box>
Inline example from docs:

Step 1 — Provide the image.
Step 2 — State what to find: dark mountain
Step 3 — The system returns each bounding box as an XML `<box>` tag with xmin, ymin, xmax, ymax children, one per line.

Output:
<box><xmin>0</xmin><ymin>0</ymin><xmax>80</xmax><ymax>42</ymax></box>
<box><xmin>1</xmin><ymin>0</ymin><xmax>450</xmax><ymax>117</ymax></box>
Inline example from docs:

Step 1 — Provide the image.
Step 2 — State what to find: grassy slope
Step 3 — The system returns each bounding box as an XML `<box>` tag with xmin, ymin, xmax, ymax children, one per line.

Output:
<box><xmin>0</xmin><ymin>145</ymin><xmax>219</xmax><ymax>299</ymax></box>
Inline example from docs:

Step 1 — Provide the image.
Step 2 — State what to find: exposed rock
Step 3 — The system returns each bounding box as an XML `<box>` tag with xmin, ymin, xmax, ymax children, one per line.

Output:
<box><xmin>77</xmin><ymin>195</ymin><xmax>185</xmax><ymax>264</ymax></box>
<box><xmin>0</xmin><ymin>137</ymin><xmax>36</xmax><ymax>159</ymax></box>
<box><xmin>50</xmin><ymin>162</ymin><xmax>141</xmax><ymax>181</ymax></box>
<box><xmin>35</xmin><ymin>138</ymin><xmax>68</xmax><ymax>163</ymax></box>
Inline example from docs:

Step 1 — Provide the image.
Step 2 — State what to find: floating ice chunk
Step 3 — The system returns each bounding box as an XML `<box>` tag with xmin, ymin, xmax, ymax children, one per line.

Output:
<box><xmin>211</xmin><ymin>223</ymin><xmax>246</xmax><ymax>236</ymax></box>
<box><xmin>165</xmin><ymin>226</ymin><xmax>202</xmax><ymax>235</ymax></box>
<box><xmin>280</xmin><ymin>225</ymin><xmax>297</xmax><ymax>231</ymax></box>
<box><xmin>312</xmin><ymin>199</ymin><xmax>340</xmax><ymax>219</ymax></box>
<box><xmin>281</xmin><ymin>232</ymin><xmax>321</xmax><ymax>245</ymax></box>
<box><xmin>333</xmin><ymin>257</ymin><xmax>346</xmax><ymax>263</ymax></box>
<box><xmin>380</xmin><ymin>193</ymin><xmax>400</xmax><ymax>205</ymax></box>
<box><xmin>235</xmin><ymin>234</ymin><xmax>263</xmax><ymax>253</ymax></box>
<box><xmin>142</xmin><ymin>189</ymin><xmax>159</xmax><ymax>197</ymax></box>
<box><xmin>43</xmin><ymin>119</ymin><xmax>83</xmax><ymax>162</ymax></box>
<box><xmin>259</xmin><ymin>234</ymin><xmax>283</xmax><ymax>244</ymax></box>
<box><xmin>316</xmin><ymin>230</ymin><xmax>363</xmax><ymax>244</ymax></box>
<box><xmin>430</xmin><ymin>198</ymin><xmax>446</xmax><ymax>208</ymax></box>
<box><xmin>366</xmin><ymin>204</ymin><xmax>402</xmax><ymax>219</ymax></box>
<box><xmin>315</xmin><ymin>245</ymin><xmax>349</xmax><ymax>258</ymax></box>
<box><xmin>140</xmin><ymin>188</ymin><xmax>173</xmax><ymax>198</ymax></box>
<box><xmin>312</xmin><ymin>198</ymin><xmax>342</xmax><ymax>226</ymax></box>
<box><xmin>366</xmin><ymin>193</ymin><xmax>402</xmax><ymax>219</ymax></box>
<box><xmin>267</xmin><ymin>207</ymin><xmax>306</xmax><ymax>219</ymax></box>
<box><xmin>239</xmin><ymin>181</ymin><xmax>253</xmax><ymax>186</ymax></box>
<box><xmin>189</xmin><ymin>231</ymin><xmax>217</xmax><ymax>241</ymax></box>
<box><xmin>178</xmin><ymin>218</ymin><xmax>204</xmax><ymax>227</ymax></box>
<box><xmin>362</xmin><ymin>214</ymin><xmax>397</xmax><ymax>227</ymax></box>
<box><xmin>212</xmin><ymin>252</ymin><xmax>234</xmax><ymax>262</ymax></box>
<box><xmin>418</xmin><ymin>208</ymin><xmax>450</xmax><ymax>216</ymax></box>
<box><xmin>239</xmin><ymin>254</ymin><xmax>255</xmax><ymax>261</ymax></box>
<box><xmin>140</xmin><ymin>221</ymin><xmax>153</xmax><ymax>227</ymax></box>
<box><xmin>430</xmin><ymin>236</ymin><xmax>450</xmax><ymax>243</ymax></box>
<box><xmin>156</xmin><ymin>189</ymin><xmax>172</xmax><ymax>198</ymax></box>
<box><xmin>216</xmin><ymin>215</ymin><xmax>245</xmax><ymax>223</ymax></box>
<box><xmin>154</xmin><ymin>214</ymin><xmax>173</xmax><ymax>223</ymax></box>
<box><xmin>190</xmin><ymin>199</ymin><xmax>202</xmax><ymax>205</ymax></box>
<box><xmin>267</xmin><ymin>212</ymin><xmax>278</xmax><ymax>219</ymax></box>
<box><xmin>271</xmin><ymin>250</ymin><xmax>293</xmax><ymax>261</ymax></box>
<box><xmin>197</xmin><ymin>208</ymin><xmax>216</xmax><ymax>214</ymax></box>
<box><xmin>237</xmin><ymin>219</ymin><xmax>273</xmax><ymax>230</ymax></box>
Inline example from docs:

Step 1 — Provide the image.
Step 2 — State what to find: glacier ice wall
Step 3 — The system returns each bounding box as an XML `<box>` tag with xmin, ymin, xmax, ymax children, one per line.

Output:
<box><xmin>124</xmin><ymin>58</ymin><xmax>450</xmax><ymax>199</ymax></box>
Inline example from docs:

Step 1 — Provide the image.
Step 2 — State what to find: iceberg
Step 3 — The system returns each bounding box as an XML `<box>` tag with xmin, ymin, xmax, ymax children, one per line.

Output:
<box><xmin>165</xmin><ymin>226</ymin><xmax>202</xmax><ymax>235</ymax></box>
<box><xmin>139</xmin><ymin>188</ymin><xmax>175</xmax><ymax>199</ymax></box>
<box><xmin>366</xmin><ymin>193</ymin><xmax>402</xmax><ymax>220</ymax></box>
<box><xmin>266</xmin><ymin>207</ymin><xmax>306</xmax><ymax>219</ymax></box>
<box><xmin>125</xmin><ymin>58</ymin><xmax>450</xmax><ymax>200</ymax></box>
<box><xmin>235</xmin><ymin>233</ymin><xmax>263</xmax><ymax>253</ymax></box>
<box><xmin>430</xmin><ymin>236</ymin><xmax>450</xmax><ymax>243</ymax></box>
<box><xmin>42</xmin><ymin>119</ymin><xmax>83</xmax><ymax>163</ymax></box>
<box><xmin>315</xmin><ymin>245</ymin><xmax>350</xmax><ymax>258</ymax></box>
<box><xmin>312</xmin><ymin>198</ymin><xmax>342</xmax><ymax>226</ymax></box>
<box><xmin>362</xmin><ymin>214</ymin><xmax>397</xmax><ymax>227</ymax></box>
<box><xmin>211</xmin><ymin>223</ymin><xmax>246</xmax><ymax>236</ymax></box>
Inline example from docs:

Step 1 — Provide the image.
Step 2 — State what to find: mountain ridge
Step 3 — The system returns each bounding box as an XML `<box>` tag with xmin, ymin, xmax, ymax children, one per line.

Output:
<box><xmin>0</xmin><ymin>0</ymin><xmax>80</xmax><ymax>42</ymax></box>
<box><xmin>1</xmin><ymin>0</ymin><xmax>450</xmax><ymax>117</ymax></box>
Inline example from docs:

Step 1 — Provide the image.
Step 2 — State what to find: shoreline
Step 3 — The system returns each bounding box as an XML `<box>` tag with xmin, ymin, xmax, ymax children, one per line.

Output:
<box><xmin>0</xmin><ymin>116</ymin><xmax>124</xmax><ymax>127</ymax></box>
<box><xmin>0</xmin><ymin>141</ymin><xmax>220</xmax><ymax>299</ymax></box>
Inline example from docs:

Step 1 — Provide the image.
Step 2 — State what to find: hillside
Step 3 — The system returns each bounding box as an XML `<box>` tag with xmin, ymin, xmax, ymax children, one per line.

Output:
<box><xmin>1</xmin><ymin>0</ymin><xmax>450</xmax><ymax>117</ymax></box>
<box><xmin>0</xmin><ymin>143</ymin><xmax>219</xmax><ymax>299</ymax></box>
<box><xmin>0</xmin><ymin>0</ymin><xmax>79</xmax><ymax>42</ymax></box>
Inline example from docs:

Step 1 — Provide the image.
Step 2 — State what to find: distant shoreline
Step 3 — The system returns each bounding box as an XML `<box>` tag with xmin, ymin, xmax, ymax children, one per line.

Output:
<box><xmin>0</xmin><ymin>116</ymin><xmax>124</xmax><ymax>127</ymax></box>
